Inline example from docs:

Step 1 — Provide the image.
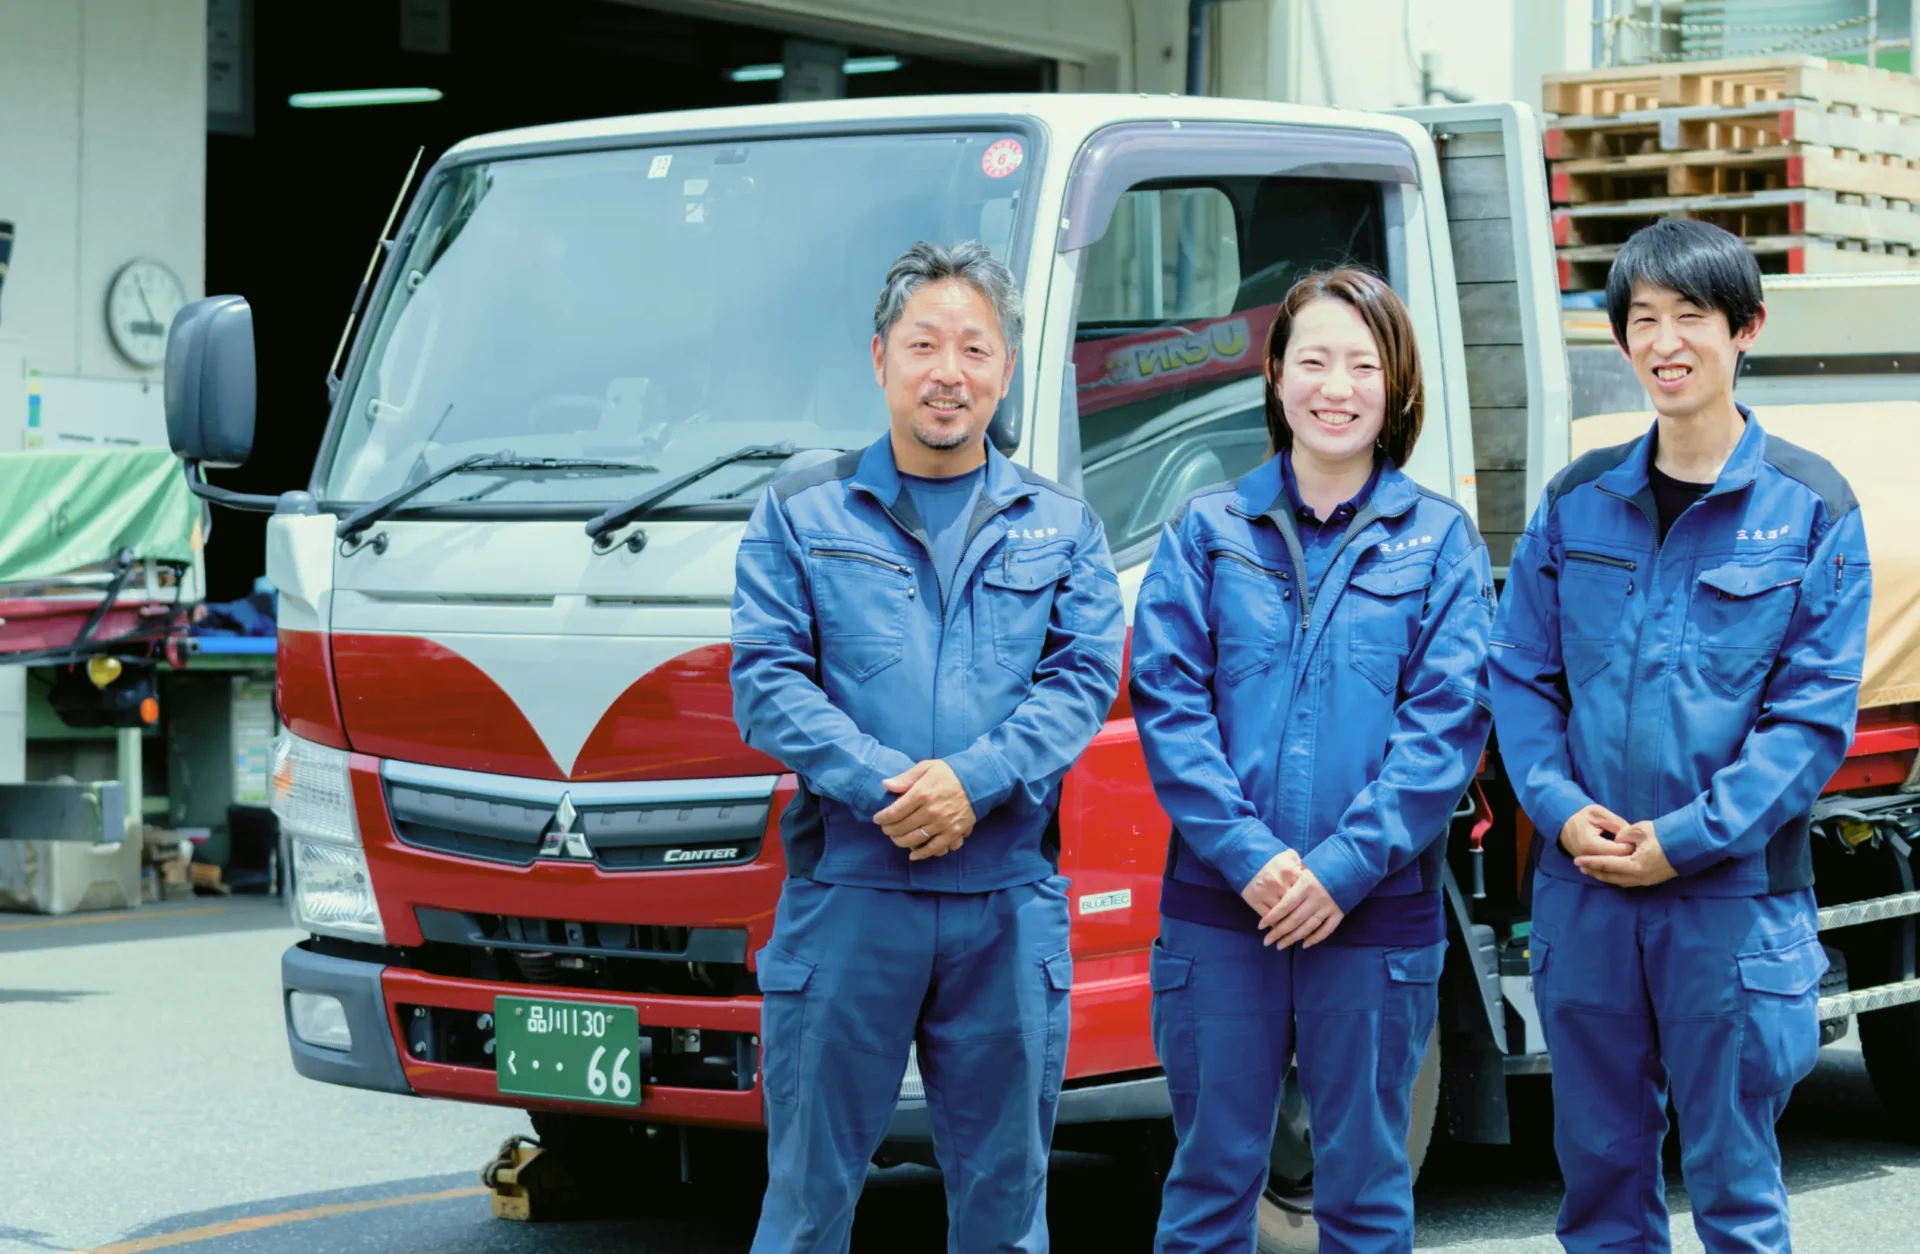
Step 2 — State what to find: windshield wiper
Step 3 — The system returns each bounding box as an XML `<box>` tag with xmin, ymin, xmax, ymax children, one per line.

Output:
<box><xmin>338</xmin><ymin>455</ymin><xmax>658</xmax><ymax>542</ymax></box>
<box><xmin>583</xmin><ymin>443</ymin><xmax>800</xmax><ymax>547</ymax></box>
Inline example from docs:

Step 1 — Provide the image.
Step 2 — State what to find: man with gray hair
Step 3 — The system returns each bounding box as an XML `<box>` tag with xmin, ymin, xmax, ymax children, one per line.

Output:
<box><xmin>731</xmin><ymin>240</ymin><xmax>1124</xmax><ymax>1250</ymax></box>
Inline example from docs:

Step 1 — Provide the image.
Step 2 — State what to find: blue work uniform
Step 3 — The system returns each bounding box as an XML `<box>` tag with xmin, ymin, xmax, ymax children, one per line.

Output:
<box><xmin>1489</xmin><ymin>409</ymin><xmax>1871</xmax><ymax>1253</ymax></box>
<box><xmin>730</xmin><ymin>436</ymin><xmax>1125</xmax><ymax>1253</ymax></box>
<box><xmin>1129</xmin><ymin>454</ymin><xmax>1493</xmax><ymax>1254</ymax></box>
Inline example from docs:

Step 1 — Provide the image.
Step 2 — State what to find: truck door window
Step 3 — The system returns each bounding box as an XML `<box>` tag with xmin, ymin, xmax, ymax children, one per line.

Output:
<box><xmin>1072</xmin><ymin>177</ymin><xmax>1385</xmax><ymax>561</ymax></box>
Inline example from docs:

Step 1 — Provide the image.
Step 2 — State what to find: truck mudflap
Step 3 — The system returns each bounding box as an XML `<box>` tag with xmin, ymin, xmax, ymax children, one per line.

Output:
<box><xmin>0</xmin><ymin>781</ymin><xmax>125</xmax><ymax>842</ymax></box>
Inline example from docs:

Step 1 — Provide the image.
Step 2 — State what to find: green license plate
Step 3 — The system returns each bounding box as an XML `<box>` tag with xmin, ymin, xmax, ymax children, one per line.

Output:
<box><xmin>493</xmin><ymin>995</ymin><xmax>641</xmax><ymax>1107</ymax></box>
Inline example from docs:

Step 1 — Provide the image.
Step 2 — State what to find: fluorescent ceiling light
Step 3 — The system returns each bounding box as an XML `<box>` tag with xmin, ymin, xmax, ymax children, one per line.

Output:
<box><xmin>726</xmin><ymin>55</ymin><xmax>904</xmax><ymax>83</ymax></box>
<box><xmin>289</xmin><ymin>87</ymin><xmax>444</xmax><ymax>109</ymax></box>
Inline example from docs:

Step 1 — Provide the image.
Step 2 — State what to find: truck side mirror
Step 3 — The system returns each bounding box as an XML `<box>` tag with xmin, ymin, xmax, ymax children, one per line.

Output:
<box><xmin>165</xmin><ymin>295</ymin><xmax>257</xmax><ymax>467</ymax></box>
<box><xmin>989</xmin><ymin>364</ymin><xmax>1023</xmax><ymax>455</ymax></box>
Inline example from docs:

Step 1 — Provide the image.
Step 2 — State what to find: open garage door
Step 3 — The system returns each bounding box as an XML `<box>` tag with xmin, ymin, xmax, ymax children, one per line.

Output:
<box><xmin>200</xmin><ymin>0</ymin><xmax>1054</xmax><ymax>601</ymax></box>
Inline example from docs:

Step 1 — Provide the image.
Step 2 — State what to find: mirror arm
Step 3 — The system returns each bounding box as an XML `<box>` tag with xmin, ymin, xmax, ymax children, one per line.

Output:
<box><xmin>181</xmin><ymin>460</ymin><xmax>282</xmax><ymax>513</ymax></box>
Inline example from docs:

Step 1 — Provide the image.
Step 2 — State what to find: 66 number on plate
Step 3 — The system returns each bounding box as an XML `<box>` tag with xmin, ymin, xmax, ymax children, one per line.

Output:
<box><xmin>495</xmin><ymin>995</ymin><xmax>642</xmax><ymax>1106</ymax></box>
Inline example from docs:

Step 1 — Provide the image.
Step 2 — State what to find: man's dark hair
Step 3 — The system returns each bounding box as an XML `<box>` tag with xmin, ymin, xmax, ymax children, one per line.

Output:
<box><xmin>1604</xmin><ymin>218</ymin><xmax>1764</xmax><ymax>345</ymax></box>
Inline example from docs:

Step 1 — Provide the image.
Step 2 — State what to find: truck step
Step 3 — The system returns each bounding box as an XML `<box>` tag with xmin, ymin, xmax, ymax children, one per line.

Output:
<box><xmin>1819</xmin><ymin>976</ymin><xmax>1920</xmax><ymax>1021</ymax></box>
<box><xmin>1818</xmin><ymin>890</ymin><xmax>1920</xmax><ymax>932</ymax></box>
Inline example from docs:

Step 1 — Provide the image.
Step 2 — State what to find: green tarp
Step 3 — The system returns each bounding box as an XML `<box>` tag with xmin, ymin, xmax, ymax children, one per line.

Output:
<box><xmin>0</xmin><ymin>446</ymin><xmax>198</xmax><ymax>584</ymax></box>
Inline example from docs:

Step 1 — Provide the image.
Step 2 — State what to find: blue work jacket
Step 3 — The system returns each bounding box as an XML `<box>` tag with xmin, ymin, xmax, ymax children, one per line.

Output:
<box><xmin>1129</xmin><ymin>456</ymin><xmax>1494</xmax><ymax>946</ymax></box>
<box><xmin>730</xmin><ymin>436</ymin><xmax>1125</xmax><ymax>893</ymax></box>
<box><xmin>1489</xmin><ymin>409</ymin><xmax>1872</xmax><ymax>896</ymax></box>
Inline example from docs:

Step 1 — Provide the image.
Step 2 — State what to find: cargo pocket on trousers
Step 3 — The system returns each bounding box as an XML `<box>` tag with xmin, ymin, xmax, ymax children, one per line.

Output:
<box><xmin>1041</xmin><ymin>950</ymin><xmax>1074</xmax><ymax>1105</ymax></box>
<box><xmin>1148</xmin><ymin>941</ymin><xmax>1198</xmax><ymax>1095</ymax></box>
<box><xmin>755</xmin><ymin>946</ymin><xmax>816</xmax><ymax>1106</ymax></box>
<box><xmin>1737</xmin><ymin>936</ymin><xmax>1827</xmax><ymax>1098</ymax></box>
<box><xmin>1381</xmin><ymin>941</ymin><xmax>1446</xmax><ymax>1095</ymax></box>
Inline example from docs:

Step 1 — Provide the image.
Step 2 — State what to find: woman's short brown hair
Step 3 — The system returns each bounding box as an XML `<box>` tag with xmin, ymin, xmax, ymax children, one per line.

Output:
<box><xmin>1262</xmin><ymin>266</ymin><xmax>1424</xmax><ymax>468</ymax></box>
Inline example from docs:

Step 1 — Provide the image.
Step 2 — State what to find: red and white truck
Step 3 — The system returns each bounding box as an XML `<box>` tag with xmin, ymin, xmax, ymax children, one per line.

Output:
<box><xmin>162</xmin><ymin>93</ymin><xmax>1920</xmax><ymax>1249</ymax></box>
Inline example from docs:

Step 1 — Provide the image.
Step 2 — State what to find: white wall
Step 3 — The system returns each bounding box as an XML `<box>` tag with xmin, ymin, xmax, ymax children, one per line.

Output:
<box><xmin>671</xmin><ymin>0</ymin><xmax>1592</xmax><ymax>111</ymax></box>
<box><xmin>1256</xmin><ymin>0</ymin><xmax>1592</xmax><ymax>111</ymax></box>
<box><xmin>0</xmin><ymin>0</ymin><xmax>206</xmax><ymax>382</ymax></box>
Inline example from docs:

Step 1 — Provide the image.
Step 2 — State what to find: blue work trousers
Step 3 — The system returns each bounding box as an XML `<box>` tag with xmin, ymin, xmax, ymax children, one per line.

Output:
<box><xmin>1150</xmin><ymin>915</ymin><xmax>1445</xmax><ymax>1254</ymax></box>
<box><xmin>1531</xmin><ymin>874</ymin><xmax>1827</xmax><ymax>1253</ymax></box>
<box><xmin>749</xmin><ymin>875</ymin><xmax>1074</xmax><ymax>1254</ymax></box>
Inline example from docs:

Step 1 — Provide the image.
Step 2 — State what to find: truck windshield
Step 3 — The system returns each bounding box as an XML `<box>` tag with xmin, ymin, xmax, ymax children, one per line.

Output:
<box><xmin>320</xmin><ymin>129</ymin><xmax>1033</xmax><ymax>510</ymax></box>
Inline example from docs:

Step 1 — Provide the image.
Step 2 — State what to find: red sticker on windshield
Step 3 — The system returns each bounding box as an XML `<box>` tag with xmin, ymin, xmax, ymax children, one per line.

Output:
<box><xmin>982</xmin><ymin>139</ymin><xmax>1024</xmax><ymax>179</ymax></box>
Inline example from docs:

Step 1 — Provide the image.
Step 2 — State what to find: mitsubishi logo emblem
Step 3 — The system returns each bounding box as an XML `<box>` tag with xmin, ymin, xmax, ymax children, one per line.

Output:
<box><xmin>537</xmin><ymin>792</ymin><xmax>593</xmax><ymax>860</ymax></box>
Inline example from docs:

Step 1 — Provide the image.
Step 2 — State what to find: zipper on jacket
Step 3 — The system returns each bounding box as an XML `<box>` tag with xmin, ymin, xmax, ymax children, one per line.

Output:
<box><xmin>1303</xmin><ymin>503</ymin><xmax>1387</xmax><ymax>635</ymax></box>
<box><xmin>810</xmin><ymin>547</ymin><xmax>912</xmax><ymax>577</ymax></box>
<box><xmin>1596</xmin><ymin>484</ymin><xmax>1664</xmax><ymax>822</ymax></box>
<box><xmin>1564</xmin><ymin>549</ymin><xmax>1637</xmax><ymax>572</ymax></box>
<box><xmin>1208</xmin><ymin>548</ymin><xmax>1292</xmax><ymax>580</ymax></box>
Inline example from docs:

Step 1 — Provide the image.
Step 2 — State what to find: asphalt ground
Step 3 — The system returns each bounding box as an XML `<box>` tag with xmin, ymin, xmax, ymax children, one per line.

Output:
<box><xmin>4</xmin><ymin>896</ymin><xmax>1917</xmax><ymax>1253</ymax></box>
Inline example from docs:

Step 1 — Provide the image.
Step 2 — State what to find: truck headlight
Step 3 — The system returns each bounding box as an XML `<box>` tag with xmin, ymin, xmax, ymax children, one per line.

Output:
<box><xmin>272</xmin><ymin>732</ymin><xmax>386</xmax><ymax>943</ymax></box>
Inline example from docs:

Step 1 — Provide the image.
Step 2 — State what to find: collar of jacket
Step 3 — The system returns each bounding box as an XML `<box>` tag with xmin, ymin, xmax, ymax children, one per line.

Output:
<box><xmin>1597</xmin><ymin>402</ymin><xmax>1767</xmax><ymax>503</ymax></box>
<box><xmin>848</xmin><ymin>432</ymin><xmax>1035</xmax><ymax>513</ymax></box>
<box><xmin>1229</xmin><ymin>452</ymin><xmax>1420</xmax><ymax>526</ymax></box>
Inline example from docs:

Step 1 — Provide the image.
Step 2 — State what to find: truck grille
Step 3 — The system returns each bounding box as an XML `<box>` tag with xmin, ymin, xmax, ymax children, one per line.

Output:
<box><xmin>416</xmin><ymin>907</ymin><xmax>749</xmax><ymax>965</ymax></box>
<box><xmin>381</xmin><ymin>761</ymin><xmax>775</xmax><ymax>872</ymax></box>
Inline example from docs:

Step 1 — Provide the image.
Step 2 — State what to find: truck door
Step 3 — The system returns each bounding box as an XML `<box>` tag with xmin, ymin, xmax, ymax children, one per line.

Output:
<box><xmin>1036</xmin><ymin>119</ymin><xmax>1434</xmax><ymax>1074</ymax></box>
<box><xmin>1390</xmin><ymin>102</ymin><xmax>1572</xmax><ymax>572</ymax></box>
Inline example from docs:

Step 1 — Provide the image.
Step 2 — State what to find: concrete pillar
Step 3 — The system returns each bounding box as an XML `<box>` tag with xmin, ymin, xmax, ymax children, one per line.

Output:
<box><xmin>116</xmin><ymin>725</ymin><xmax>141</xmax><ymax>840</ymax></box>
<box><xmin>0</xmin><ymin>666</ymin><xmax>24</xmax><ymax>785</ymax></box>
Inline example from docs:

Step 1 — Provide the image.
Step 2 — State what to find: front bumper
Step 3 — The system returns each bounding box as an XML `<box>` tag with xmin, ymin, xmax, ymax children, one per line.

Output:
<box><xmin>281</xmin><ymin>943</ymin><xmax>413</xmax><ymax>1095</ymax></box>
<box><xmin>281</xmin><ymin>943</ymin><xmax>1167</xmax><ymax>1141</ymax></box>
<box><xmin>281</xmin><ymin>941</ymin><xmax>772</xmax><ymax>1127</ymax></box>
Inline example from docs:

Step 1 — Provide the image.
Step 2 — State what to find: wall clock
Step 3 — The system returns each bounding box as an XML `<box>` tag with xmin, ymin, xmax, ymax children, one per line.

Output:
<box><xmin>106</xmin><ymin>259</ymin><xmax>188</xmax><ymax>369</ymax></box>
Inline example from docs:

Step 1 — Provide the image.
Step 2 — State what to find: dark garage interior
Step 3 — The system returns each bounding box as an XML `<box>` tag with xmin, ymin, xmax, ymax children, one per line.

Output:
<box><xmin>201</xmin><ymin>0</ymin><xmax>1050</xmax><ymax>598</ymax></box>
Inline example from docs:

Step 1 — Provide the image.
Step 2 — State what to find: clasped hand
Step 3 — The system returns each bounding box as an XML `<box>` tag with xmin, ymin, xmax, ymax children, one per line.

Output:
<box><xmin>874</xmin><ymin>760</ymin><xmax>977</xmax><ymax>862</ymax></box>
<box><xmin>1241</xmin><ymin>850</ymin><xmax>1344</xmax><ymax>949</ymax></box>
<box><xmin>1560</xmin><ymin>804</ymin><xmax>1676</xmax><ymax>888</ymax></box>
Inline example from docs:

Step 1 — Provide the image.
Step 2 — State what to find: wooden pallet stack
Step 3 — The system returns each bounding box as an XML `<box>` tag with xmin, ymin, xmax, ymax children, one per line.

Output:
<box><xmin>1541</xmin><ymin>55</ymin><xmax>1920</xmax><ymax>291</ymax></box>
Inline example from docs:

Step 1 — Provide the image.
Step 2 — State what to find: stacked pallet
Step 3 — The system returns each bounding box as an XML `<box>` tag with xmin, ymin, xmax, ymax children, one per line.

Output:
<box><xmin>1542</xmin><ymin>55</ymin><xmax>1920</xmax><ymax>291</ymax></box>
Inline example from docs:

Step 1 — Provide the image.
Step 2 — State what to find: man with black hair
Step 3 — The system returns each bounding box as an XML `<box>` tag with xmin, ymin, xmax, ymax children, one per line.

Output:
<box><xmin>1489</xmin><ymin>218</ymin><xmax>1872</xmax><ymax>1251</ymax></box>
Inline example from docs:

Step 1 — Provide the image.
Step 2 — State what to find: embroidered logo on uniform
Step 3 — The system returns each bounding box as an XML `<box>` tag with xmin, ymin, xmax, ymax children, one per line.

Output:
<box><xmin>1736</xmin><ymin>524</ymin><xmax>1790</xmax><ymax>541</ymax></box>
<box><xmin>1007</xmin><ymin>526</ymin><xmax>1062</xmax><ymax>541</ymax></box>
<box><xmin>1378</xmin><ymin>534</ymin><xmax>1435</xmax><ymax>555</ymax></box>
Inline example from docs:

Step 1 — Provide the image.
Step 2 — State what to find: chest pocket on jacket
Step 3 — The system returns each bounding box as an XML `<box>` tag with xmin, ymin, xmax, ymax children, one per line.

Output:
<box><xmin>1690</xmin><ymin>559</ymin><xmax>1804</xmax><ymax>696</ymax></box>
<box><xmin>1558</xmin><ymin>549</ymin><xmax>1637</xmax><ymax>687</ymax></box>
<box><xmin>1345</xmin><ymin>560</ymin><xmax>1432</xmax><ymax>694</ymax></box>
<box><xmin>809</xmin><ymin>546</ymin><xmax>913</xmax><ymax>682</ymax></box>
<box><xmin>981</xmin><ymin>547</ymin><xmax>1071</xmax><ymax>677</ymax></box>
<box><xmin>1207</xmin><ymin>549</ymin><xmax>1293</xmax><ymax>684</ymax></box>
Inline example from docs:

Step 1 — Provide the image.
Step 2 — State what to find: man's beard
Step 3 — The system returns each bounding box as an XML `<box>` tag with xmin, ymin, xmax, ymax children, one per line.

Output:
<box><xmin>912</xmin><ymin>395</ymin><xmax>975</xmax><ymax>450</ymax></box>
<box><xmin>911</xmin><ymin>417</ymin><xmax>975</xmax><ymax>450</ymax></box>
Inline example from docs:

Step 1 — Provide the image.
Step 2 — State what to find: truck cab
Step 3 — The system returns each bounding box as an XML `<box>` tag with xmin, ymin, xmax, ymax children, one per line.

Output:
<box><xmin>164</xmin><ymin>92</ymin><xmax>1571</xmax><ymax>1244</ymax></box>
